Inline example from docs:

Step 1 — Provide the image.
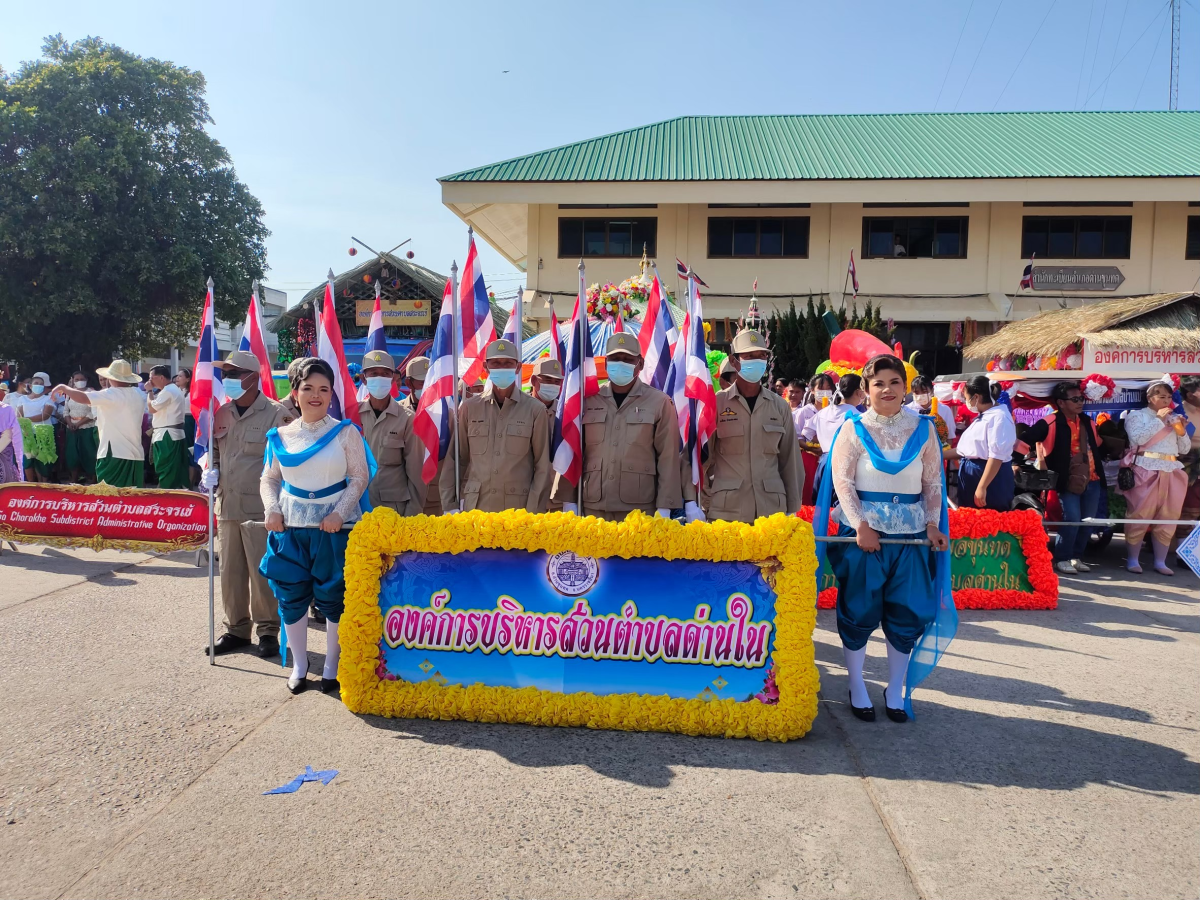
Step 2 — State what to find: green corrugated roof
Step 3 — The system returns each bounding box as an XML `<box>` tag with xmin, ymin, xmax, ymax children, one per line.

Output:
<box><xmin>440</xmin><ymin>112</ymin><xmax>1200</xmax><ymax>182</ymax></box>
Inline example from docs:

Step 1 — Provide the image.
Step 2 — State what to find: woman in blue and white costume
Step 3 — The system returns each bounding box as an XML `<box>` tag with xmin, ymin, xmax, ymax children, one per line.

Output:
<box><xmin>813</xmin><ymin>354</ymin><xmax>955</xmax><ymax>723</ymax></box>
<box><xmin>260</xmin><ymin>358</ymin><xmax>372</xmax><ymax>695</ymax></box>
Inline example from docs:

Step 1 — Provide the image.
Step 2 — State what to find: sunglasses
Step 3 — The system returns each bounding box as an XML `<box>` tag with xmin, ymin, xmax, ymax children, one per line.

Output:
<box><xmin>1062</xmin><ymin>396</ymin><xmax>1084</xmax><ymax>403</ymax></box>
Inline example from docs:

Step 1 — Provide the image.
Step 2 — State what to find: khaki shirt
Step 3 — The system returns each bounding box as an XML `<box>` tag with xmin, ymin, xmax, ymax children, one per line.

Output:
<box><xmin>701</xmin><ymin>383</ymin><xmax>804</xmax><ymax>523</ymax></box>
<box><xmin>537</xmin><ymin>401</ymin><xmax>562</xmax><ymax>513</ymax></box>
<box><xmin>213</xmin><ymin>393</ymin><xmax>293</xmax><ymax>522</ymax></box>
<box><xmin>400</xmin><ymin>391</ymin><xmax>448</xmax><ymax>515</ymax></box>
<box><xmin>358</xmin><ymin>398</ymin><xmax>425</xmax><ymax>516</ymax></box>
<box><xmin>551</xmin><ymin>380</ymin><xmax>682</xmax><ymax>514</ymax></box>
<box><xmin>445</xmin><ymin>386</ymin><xmax>549</xmax><ymax>513</ymax></box>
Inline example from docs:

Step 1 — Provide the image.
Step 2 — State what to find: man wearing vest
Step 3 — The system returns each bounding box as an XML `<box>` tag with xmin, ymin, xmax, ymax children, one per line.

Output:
<box><xmin>203</xmin><ymin>350</ymin><xmax>294</xmax><ymax>657</ymax></box>
<box><xmin>358</xmin><ymin>349</ymin><xmax>425</xmax><ymax>515</ymax></box>
<box><xmin>700</xmin><ymin>329</ymin><xmax>804</xmax><ymax>523</ymax></box>
<box><xmin>444</xmin><ymin>339</ymin><xmax>549</xmax><ymax>513</ymax></box>
<box><xmin>553</xmin><ymin>333</ymin><xmax>683</xmax><ymax>521</ymax></box>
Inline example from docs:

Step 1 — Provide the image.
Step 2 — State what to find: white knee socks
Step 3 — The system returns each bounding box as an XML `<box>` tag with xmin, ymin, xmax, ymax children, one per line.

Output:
<box><xmin>323</xmin><ymin>619</ymin><xmax>340</xmax><ymax>680</ymax></box>
<box><xmin>843</xmin><ymin>645</ymin><xmax>870</xmax><ymax>708</ymax></box>
<box><xmin>285</xmin><ymin>615</ymin><xmax>309</xmax><ymax>679</ymax></box>
<box><xmin>885</xmin><ymin>642</ymin><xmax>910</xmax><ymax>711</ymax></box>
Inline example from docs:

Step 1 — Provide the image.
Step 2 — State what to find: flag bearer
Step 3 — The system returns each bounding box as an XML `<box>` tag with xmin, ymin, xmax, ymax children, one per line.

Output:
<box><xmin>552</xmin><ymin>333</ymin><xmax>682</xmax><ymax>521</ymax></box>
<box><xmin>146</xmin><ymin>365</ymin><xmax>191</xmax><ymax>489</ymax></box>
<box><xmin>700</xmin><ymin>329</ymin><xmax>803</xmax><ymax>523</ymax></box>
<box><xmin>531</xmin><ymin>358</ymin><xmax>563</xmax><ymax>513</ymax></box>
<box><xmin>399</xmin><ymin>356</ymin><xmax>450</xmax><ymax>516</ymax></box>
<box><xmin>444</xmin><ymin>339</ymin><xmax>549</xmax><ymax>513</ymax></box>
<box><xmin>358</xmin><ymin>349</ymin><xmax>424</xmax><ymax>515</ymax></box>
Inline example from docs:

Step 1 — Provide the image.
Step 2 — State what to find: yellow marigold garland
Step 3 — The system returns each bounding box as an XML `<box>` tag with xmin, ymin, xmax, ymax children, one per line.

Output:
<box><xmin>340</xmin><ymin>509</ymin><xmax>819</xmax><ymax>741</ymax></box>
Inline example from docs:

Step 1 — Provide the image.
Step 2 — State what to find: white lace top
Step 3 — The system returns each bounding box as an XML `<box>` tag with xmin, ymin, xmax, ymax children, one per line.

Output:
<box><xmin>261</xmin><ymin>416</ymin><xmax>369</xmax><ymax>527</ymax></box>
<box><xmin>1124</xmin><ymin>406</ymin><xmax>1191</xmax><ymax>472</ymax></box>
<box><xmin>831</xmin><ymin>407</ymin><xmax>943</xmax><ymax>534</ymax></box>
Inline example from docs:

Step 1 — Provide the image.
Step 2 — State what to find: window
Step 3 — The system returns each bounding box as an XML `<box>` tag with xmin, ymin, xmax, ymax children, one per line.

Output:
<box><xmin>1021</xmin><ymin>216</ymin><xmax>1131</xmax><ymax>259</ymax></box>
<box><xmin>1188</xmin><ymin>216</ymin><xmax>1200</xmax><ymax>260</ymax></box>
<box><xmin>558</xmin><ymin>218</ymin><xmax>656</xmax><ymax>257</ymax></box>
<box><xmin>707</xmin><ymin>217</ymin><xmax>809</xmax><ymax>258</ymax></box>
<box><xmin>861</xmin><ymin>217</ymin><xmax>968</xmax><ymax>259</ymax></box>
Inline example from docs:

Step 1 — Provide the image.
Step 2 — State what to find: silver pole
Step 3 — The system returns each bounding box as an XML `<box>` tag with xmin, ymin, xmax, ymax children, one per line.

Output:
<box><xmin>577</xmin><ymin>259</ymin><xmax>585</xmax><ymax>511</ymax></box>
<box><xmin>206</xmin><ymin>268</ymin><xmax>216</xmax><ymax>665</ymax></box>
<box><xmin>450</xmin><ymin>259</ymin><xmax>461</xmax><ymax>512</ymax></box>
<box><xmin>516</xmin><ymin>287</ymin><xmax>524</xmax><ymax>388</ymax></box>
<box><xmin>814</xmin><ymin>536</ymin><xmax>932</xmax><ymax>546</ymax></box>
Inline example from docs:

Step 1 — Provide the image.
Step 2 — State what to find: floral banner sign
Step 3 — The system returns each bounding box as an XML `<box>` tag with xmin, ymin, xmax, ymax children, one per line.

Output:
<box><xmin>340</xmin><ymin>509</ymin><xmax>820</xmax><ymax>741</ymax></box>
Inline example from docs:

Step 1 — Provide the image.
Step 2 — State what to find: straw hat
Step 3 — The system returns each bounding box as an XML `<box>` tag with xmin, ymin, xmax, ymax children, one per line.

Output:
<box><xmin>96</xmin><ymin>359</ymin><xmax>140</xmax><ymax>384</ymax></box>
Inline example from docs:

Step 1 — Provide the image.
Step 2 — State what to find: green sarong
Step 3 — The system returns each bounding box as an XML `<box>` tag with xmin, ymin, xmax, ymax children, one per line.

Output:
<box><xmin>152</xmin><ymin>434</ymin><xmax>190</xmax><ymax>489</ymax></box>
<box><xmin>96</xmin><ymin>449</ymin><xmax>144</xmax><ymax>488</ymax></box>
<box><xmin>66</xmin><ymin>426</ymin><xmax>100</xmax><ymax>477</ymax></box>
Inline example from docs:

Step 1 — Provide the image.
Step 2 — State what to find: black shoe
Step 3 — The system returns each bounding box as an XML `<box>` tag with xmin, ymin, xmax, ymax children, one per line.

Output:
<box><xmin>207</xmin><ymin>633</ymin><xmax>250</xmax><ymax>656</ymax></box>
<box><xmin>320</xmin><ymin>678</ymin><xmax>340</xmax><ymax>694</ymax></box>
<box><xmin>311</xmin><ymin>606</ymin><xmax>326</xmax><ymax>624</ymax></box>
<box><xmin>257</xmin><ymin>636</ymin><xmax>280</xmax><ymax>659</ymax></box>
<box><xmin>848</xmin><ymin>691</ymin><xmax>876</xmax><ymax>722</ymax></box>
<box><xmin>885</xmin><ymin>705</ymin><xmax>908</xmax><ymax>723</ymax></box>
<box><xmin>287</xmin><ymin>674</ymin><xmax>308</xmax><ymax>694</ymax></box>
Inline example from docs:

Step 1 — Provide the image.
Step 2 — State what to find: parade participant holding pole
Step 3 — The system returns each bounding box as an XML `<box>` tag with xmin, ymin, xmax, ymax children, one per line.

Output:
<box><xmin>952</xmin><ymin>375</ymin><xmax>1017</xmax><ymax>512</ymax></box>
<box><xmin>531</xmin><ymin>358</ymin><xmax>563</xmax><ymax>513</ymax></box>
<box><xmin>259</xmin><ymin>357</ymin><xmax>372</xmax><ymax>694</ymax></box>
<box><xmin>51</xmin><ymin>360</ymin><xmax>146</xmax><ymax>488</ymax></box>
<box><xmin>442</xmin><ymin>339</ymin><xmax>549</xmax><ymax>514</ymax></box>
<box><xmin>700</xmin><ymin>329</ymin><xmax>803</xmax><ymax>523</ymax></box>
<box><xmin>552</xmin><ymin>333</ymin><xmax>681</xmax><ymax>521</ymax></box>
<box><xmin>1121</xmin><ymin>375</ymin><xmax>1193</xmax><ymax>576</ymax></box>
<box><xmin>358</xmin><ymin>349</ymin><xmax>424</xmax><ymax>516</ymax></box>
<box><xmin>814</xmin><ymin>354</ymin><xmax>952</xmax><ymax>723</ymax></box>
<box><xmin>200</xmin><ymin>350</ymin><xmax>293</xmax><ymax>658</ymax></box>
<box><xmin>146</xmin><ymin>364</ymin><xmax>191</xmax><ymax>489</ymax></box>
<box><xmin>399</xmin><ymin>356</ymin><xmax>447</xmax><ymax>515</ymax></box>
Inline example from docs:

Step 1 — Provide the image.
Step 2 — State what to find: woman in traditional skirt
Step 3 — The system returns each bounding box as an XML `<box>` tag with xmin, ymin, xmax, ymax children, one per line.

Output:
<box><xmin>259</xmin><ymin>358</ymin><xmax>373</xmax><ymax>695</ymax></box>
<box><xmin>953</xmin><ymin>376</ymin><xmax>1017</xmax><ymax>512</ymax></box>
<box><xmin>63</xmin><ymin>371</ymin><xmax>100</xmax><ymax>483</ymax></box>
<box><xmin>0</xmin><ymin>402</ymin><xmax>24</xmax><ymax>483</ymax></box>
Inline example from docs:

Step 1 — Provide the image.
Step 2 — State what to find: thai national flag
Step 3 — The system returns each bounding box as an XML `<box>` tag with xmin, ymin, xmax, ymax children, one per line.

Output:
<box><xmin>552</xmin><ymin>266</ymin><xmax>599</xmax><ymax>487</ymax></box>
<box><xmin>501</xmin><ymin>294</ymin><xmax>520</xmax><ymax>345</ymax></box>
<box><xmin>237</xmin><ymin>284</ymin><xmax>278</xmax><ymax>400</ymax></box>
<box><xmin>652</xmin><ymin>263</ymin><xmax>681</xmax><ymax>354</ymax></box>
<box><xmin>637</xmin><ymin>273</ymin><xmax>673</xmax><ymax>390</ymax></box>
<box><xmin>458</xmin><ymin>232</ymin><xmax>496</xmax><ymax>387</ymax></box>
<box><xmin>1019</xmin><ymin>253</ymin><xmax>1036</xmax><ymax>291</ymax></box>
<box><xmin>364</xmin><ymin>281</ymin><xmax>387</xmax><ymax>354</ymax></box>
<box><xmin>316</xmin><ymin>272</ymin><xmax>361</xmax><ymax>427</ymax></box>
<box><xmin>413</xmin><ymin>279</ymin><xmax>457</xmax><ymax>484</ymax></box>
<box><xmin>547</xmin><ymin>306</ymin><xmax>565</xmax><ymax>365</ymax></box>
<box><xmin>190</xmin><ymin>279</ymin><xmax>224</xmax><ymax>464</ymax></box>
<box><xmin>848</xmin><ymin>251</ymin><xmax>859</xmax><ymax>300</ymax></box>
<box><xmin>682</xmin><ymin>274</ymin><xmax>717</xmax><ymax>484</ymax></box>
<box><xmin>676</xmin><ymin>257</ymin><xmax>708</xmax><ymax>287</ymax></box>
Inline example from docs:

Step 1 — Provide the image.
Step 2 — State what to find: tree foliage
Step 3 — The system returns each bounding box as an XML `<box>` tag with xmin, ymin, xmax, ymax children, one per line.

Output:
<box><xmin>0</xmin><ymin>35</ymin><xmax>268</xmax><ymax>376</ymax></box>
<box><xmin>766</xmin><ymin>296</ymin><xmax>894</xmax><ymax>383</ymax></box>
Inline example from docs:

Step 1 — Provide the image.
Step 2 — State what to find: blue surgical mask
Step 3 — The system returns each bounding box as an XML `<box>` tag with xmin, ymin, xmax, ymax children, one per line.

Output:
<box><xmin>537</xmin><ymin>383</ymin><xmax>561</xmax><ymax>402</ymax></box>
<box><xmin>223</xmin><ymin>379</ymin><xmax>246</xmax><ymax>401</ymax></box>
<box><xmin>607</xmin><ymin>361</ymin><xmax>636</xmax><ymax>386</ymax></box>
<box><xmin>366</xmin><ymin>377</ymin><xmax>392</xmax><ymax>400</ymax></box>
<box><xmin>738</xmin><ymin>360</ymin><xmax>768</xmax><ymax>383</ymax></box>
<box><xmin>31</xmin><ymin>384</ymin><xmax>45</xmax><ymax>395</ymax></box>
<box><xmin>489</xmin><ymin>369</ymin><xmax>518</xmax><ymax>390</ymax></box>
<box><xmin>411</xmin><ymin>388</ymin><xmax>422</xmax><ymax>399</ymax></box>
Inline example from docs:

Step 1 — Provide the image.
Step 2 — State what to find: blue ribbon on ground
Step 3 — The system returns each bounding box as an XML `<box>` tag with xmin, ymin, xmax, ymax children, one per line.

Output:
<box><xmin>263</xmin><ymin>765</ymin><xmax>339</xmax><ymax>795</ymax></box>
<box><xmin>811</xmin><ymin>411</ymin><xmax>956</xmax><ymax>718</ymax></box>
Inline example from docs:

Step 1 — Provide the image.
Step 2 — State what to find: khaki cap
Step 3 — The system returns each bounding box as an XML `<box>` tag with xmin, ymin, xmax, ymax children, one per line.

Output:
<box><xmin>220</xmin><ymin>350</ymin><xmax>262</xmax><ymax>373</ymax></box>
<box><xmin>532</xmin><ymin>358</ymin><xmax>562</xmax><ymax>378</ymax></box>
<box><xmin>485</xmin><ymin>339</ymin><xmax>519</xmax><ymax>361</ymax></box>
<box><xmin>604</xmin><ymin>332</ymin><xmax>640</xmax><ymax>356</ymax></box>
<box><xmin>730</xmin><ymin>329</ymin><xmax>767</xmax><ymax>354</ymax></box>
<box><xmin>405</xmin><ymin>356</ymin><xmax>430</xmax><ymax>379</ymax></box>
<box><xmin>362</xmin><ymin>349</ymin><xmax>395</xmax><ymax>371</ymax></box>
<box><xmin>96</xmin><ymin>359</ymin><xmax>140</xmax><ymax>384</ymax></box>
<box><xmin>719</xmin><ymin>358</ymin><xmax>737</xmax><ymax>376</ymax></box>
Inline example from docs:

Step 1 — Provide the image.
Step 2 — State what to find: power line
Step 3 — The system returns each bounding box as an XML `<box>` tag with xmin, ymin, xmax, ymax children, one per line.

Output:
<box><xmin>953</xmin><ymin>0</ymin><xmax>1006</xmax><ymax>111</ymax></box>
<box><xmin>1135</xmin><ymin>11</ymin><xmax>1172</xmax><ymax>108</ymax></box>
<box><xmin>1100</xmin><ymin>0</ymin><xmax>1130</xmax><ymax>109</ymax></box>
<box><xmin>1083</xmin><ymin>0</ymin><xmax>1172</xmax><ymax>106</ymax></box>
<box><xmin>1084</xmin><ymin>0</ymin><xmax>1110</xmax><ymax>108</ymax></box>
<box><xmin>991</xmin><ymin>0</ymin><xmax>1059</xmax><ymax>110</ymax></box>
<box><xmin>1075</xmin><ymin>0</ymin><xmax>1097</xmax><ymax>109</ymax></box>
<box><xmin>934</xmin><ymin>0</ymin><xmax>977</xmax><ymax>111</ymax></box>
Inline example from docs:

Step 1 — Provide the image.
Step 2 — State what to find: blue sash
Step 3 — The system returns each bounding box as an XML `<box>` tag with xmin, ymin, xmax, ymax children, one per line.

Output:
<box><xmin>265</xmin><ymin>418</ymin><xmax>378</xmax><ymax>516</ymax></box>
<box><xmin>812</xmin><ymin>410</ymin><xmax>956</xmax><ymax>717</ymax></box>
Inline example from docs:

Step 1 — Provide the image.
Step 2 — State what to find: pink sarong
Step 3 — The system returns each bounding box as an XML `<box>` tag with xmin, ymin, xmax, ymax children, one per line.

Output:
<box><xmin>1124</xmin><ymin>466</ymin><xmax>1187</xmax><ymax>547</ymax></box>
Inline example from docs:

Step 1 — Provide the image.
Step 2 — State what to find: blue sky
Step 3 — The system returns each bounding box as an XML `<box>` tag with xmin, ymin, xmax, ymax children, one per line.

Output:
<box><xmin>3</xmin><ymin>0</ymin><xmax>1196</xmax><ymax>306</ymax></box>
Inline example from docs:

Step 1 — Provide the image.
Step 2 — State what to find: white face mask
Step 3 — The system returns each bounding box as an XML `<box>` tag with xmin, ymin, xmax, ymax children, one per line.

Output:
<box><xmin>537</xmin><ymin>383</ymin><xmax>561</xmax><ymax>402</ymax></box>
<box><xmin>913</xmin><ymin>393</ymin><xmax>931</xmax><ymax>406</ymax></box>
<box><xmin>74</xmin><ymin>380</ymin><xmax>88</xmax><ymax>389</ymax></box>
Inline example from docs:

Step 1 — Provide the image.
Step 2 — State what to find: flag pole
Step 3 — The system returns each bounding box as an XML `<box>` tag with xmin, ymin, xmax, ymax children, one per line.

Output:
<box><xmin>577</xmin><ymin>259</ymin><xmax>585</xmax><ymax>511</ymax></box>
<box><xmin>840</xmin><ymin>257</ymin><xmax>851</xmax><ymax>313</ymax></box>
<box><xmin>516</xmin><ymin>287</ymin><xmax>524</xmax><ymax>387</ymax></box>
<box><xmin>206</xmin><ymin>275</ymin><xmax>216</xmax><ymax>667</ymax></box>
<box><xmin>450</xmin><ymin>259</ymin><xmax>461</xmax><ymax>512</ymax></box>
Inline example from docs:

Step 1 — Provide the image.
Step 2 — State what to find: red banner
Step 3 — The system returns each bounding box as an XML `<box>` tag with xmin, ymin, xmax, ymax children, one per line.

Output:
<box><xmin>0</xmin><ymin>483</ymin><xmax>212</xmax><ymax>552</ymax></box>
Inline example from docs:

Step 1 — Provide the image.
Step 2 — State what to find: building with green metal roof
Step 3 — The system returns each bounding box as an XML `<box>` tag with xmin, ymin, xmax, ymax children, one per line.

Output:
<box><xmin>440</xmin><ymin>113</ymin><xmax>1200</xmax><ymax>374</ymax></box>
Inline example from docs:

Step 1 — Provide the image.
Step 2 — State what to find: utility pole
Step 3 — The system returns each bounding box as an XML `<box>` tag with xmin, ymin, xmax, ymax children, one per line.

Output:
<box><xmin>1170</xmin><ymin>0</ymin><xmax>1181</xmax><ymax>110</ymax></box>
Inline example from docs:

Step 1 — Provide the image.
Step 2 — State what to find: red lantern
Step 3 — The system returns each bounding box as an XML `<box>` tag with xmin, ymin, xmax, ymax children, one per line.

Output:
<box><xmin>348</xmin><ymin>247</ymin><xmax>357</xmax><ymax>256</ymax></box>
<box><xmin>363</xmin><ymin>274</ymin><xmax>372</xmax><ymax>284</ymax></box>
<box><xmin>406</xmin><ymin>250</ymin><xmax>414</xmax><ymax>259</ymax></box>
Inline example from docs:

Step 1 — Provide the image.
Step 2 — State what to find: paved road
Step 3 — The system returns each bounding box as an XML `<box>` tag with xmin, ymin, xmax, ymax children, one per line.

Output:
<box><xmin>0</xmin><ymin>541</ymin><xmax>1196</xmax><ymax>900</ymax></box>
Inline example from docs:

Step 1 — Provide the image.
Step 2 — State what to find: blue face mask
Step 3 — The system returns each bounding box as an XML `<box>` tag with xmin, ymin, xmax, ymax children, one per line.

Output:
<box><xmin>737</xmin><ymin>359</ymin><xmax>768</xmax><ymax>383</ymax></box>
<box><xmin>607</xmin><ymin>361</ymin><xmax>637</xmax><ymax>386</ymax></box>
<box><xmin>31</xmin><ymin>384</ymin><xmax>45</xmax><ymax>395</ymax></box>
<box><xmin>223</xmin><ymin>379</ymin><xmax>246</xmax><ymax>401</ymax></box>
<box><xmin>489</xmin><ymin>368</ymin><xmax>518</xmax><ymax>390</ymax></box>
<box><xmin>366</xmin><ymin>377</ymin><xmax>392</xmax><ymax>400</ymax></box>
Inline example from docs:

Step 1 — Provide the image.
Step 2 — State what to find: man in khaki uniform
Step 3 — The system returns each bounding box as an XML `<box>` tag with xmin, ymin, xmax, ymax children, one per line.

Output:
<box><xmin>397</xmin><ymin>356</ymin><xmax>448</xmax><ymax>516</ymax></box>
<box><xmin>552</xmin><ymin>333</ymin><xmax>683</xmax><ymax>521</ymax></box>
<box><xmin>204</xmin><ymin>350</ymin><xmax>293</xmax><ymax>657</ymax></box>
<box><xmin>701</xmin><ymin>329</ymin><xmax>803</xmax><ymax>524</ymax></box>
<box><xmin>398</xmin><ymin>356</ymin><xmax>428</xmax><ymax>414</ymax></box>
<box><xmin>444</xmin><ymin>339</ymin><xmax>549</xmax><ymax>513</ymax></box>
<box><xmin>530</xmin><ymin>358</ymin><xmax>563</xmax><ymax>512</ymax></box>
<box><xmin>358</xmin><ymin>349</ymin><xmax>425</xmax><ymax>515</ymax></box>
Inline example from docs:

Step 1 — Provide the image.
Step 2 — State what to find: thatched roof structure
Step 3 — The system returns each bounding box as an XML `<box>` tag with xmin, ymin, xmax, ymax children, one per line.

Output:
<box><xmin>966</xmin><ymin>292</ymin><xmax>1200</xmax><ymax>360</ymax></box>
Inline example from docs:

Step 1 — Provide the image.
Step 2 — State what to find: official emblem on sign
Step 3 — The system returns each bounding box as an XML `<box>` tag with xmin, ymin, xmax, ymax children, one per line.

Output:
<box><xmin>546</xmin><ymin>550</ymin><xmax>600</xmax><ymax>596</ymax></box>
